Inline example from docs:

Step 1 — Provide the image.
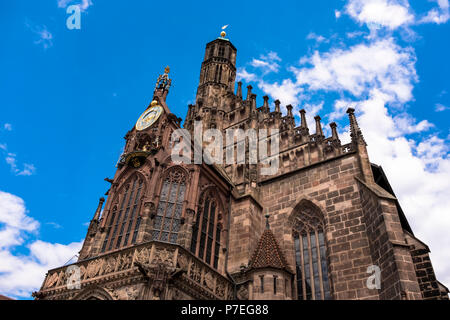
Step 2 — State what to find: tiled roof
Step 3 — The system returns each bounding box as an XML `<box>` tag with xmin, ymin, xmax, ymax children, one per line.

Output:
<box><xmin>248</xmin><ymin>228</ymin><xmax>291</xmax><ymax>272</ymax></box>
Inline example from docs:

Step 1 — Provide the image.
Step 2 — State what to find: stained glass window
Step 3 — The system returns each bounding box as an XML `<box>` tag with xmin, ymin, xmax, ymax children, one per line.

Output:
<box><xmin>190</xmin><ymin>190</ymin><xmax>222</xmax><ymax>269</ymax></box>
<box><xmin>151</xmin><ymin>168</ymin><xmax>185</xmax><ymax>244</ymax></box>
<box><xmin>101</xmin><ymin>175</ymin><xmax>144</xmax><ymax>253</ymax></box>
<box><xmin>293</xmin><ymin>202</ymin><xmax>331</xmax><ymax>300</ymax></box>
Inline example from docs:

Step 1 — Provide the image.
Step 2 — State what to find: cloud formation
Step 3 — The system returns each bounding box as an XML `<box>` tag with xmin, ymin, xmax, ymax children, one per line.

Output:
<box><xmin>25</xmin><ymin>22</ymin><xmax>53</xmax><ymax>50</ymax></box>
<box><xmin>235</xmin><ymin>1</ymin><xmax>450</xmax><ymax>287</ymax></box>
<box><xmin>345</xmin><ymin>0</ymin><xmax>415</xmax><ymax>29</ymax></box>
<box><xmin>0</xmin><ymin>191</ymin><xmax>82</xmax><ymax>298</ymax></box>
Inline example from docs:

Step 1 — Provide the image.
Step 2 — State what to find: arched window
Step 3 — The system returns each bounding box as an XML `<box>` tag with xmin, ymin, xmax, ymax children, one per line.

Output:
<box><xmin>292</xmin><ymin>201</ymin><xmax>331</xmax><ymax>300</ymax></box>
<box><xmin>152</xmin><ymin>168</ymin><xmax>186</xmax><ymax>243</ymax></box>
<box><xmin>101</xmin><ymin>175</ymin><xmax>144</xmax><ymax>253</ymax></box>
<box><xmin>190</xmin><ymin>189</ymin><xmax>222</xmax><ymax>269</ymax></box>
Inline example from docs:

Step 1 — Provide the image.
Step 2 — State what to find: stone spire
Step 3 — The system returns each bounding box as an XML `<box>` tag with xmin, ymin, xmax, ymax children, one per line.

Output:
<box><xmin>274</xmin><ymin>100</ymin><xmax>281</xmax><ymax>113</ymax></box>
<box><xmin>347</xmin><ymin>108</ymin><xmax>373</xmax><ymax>183</ymax></box>
<box><xmin>93</xmin><ymin>197</ymin><xmax>105</xmax><ymax>221</ymax></box>
<box><xmin>251</xmin><ymin>94</ymin><xmax>257</xmax><ymax>112</ymax></box>
<box><xmin>330</xmin><ymin>122</ymin><xmax>340</xmax><ymax>141</ymax></box>
<box><xmin>263</xmin><ymin>95</ymin><xmax>270</xmax><ymax>113</ymax></box>
<box><xmin>246</xmin><ymin>85</ymin><xmax>253</xmax><ymax>101</ymax></box>
<box><xmin>265</xmin><ymin>213</ymin><xmax>270</xmax><ymax>230</ymax></box>
<box><xmin>314</xmin><ymin>115</ymin><xmax>324</xmax><ymax>137</ymax></box>
<box><xmin>299</xmin><ymin>109</ymin><xmax>308</xmax><ymax>129</ymax></box>
<box><xmin>286</xmin><ymin>104</ymin><xmax>293</xmax><ymax>118</ymax></box>
<box><xmin>347</xmin><ymin>108</ymin><xmax>366</xmax><ymax>145</ymax></box>
<box><xmin>236</xmin><ymin>81</ymin><xmax>243</xmax><ymax>99</ymax></box>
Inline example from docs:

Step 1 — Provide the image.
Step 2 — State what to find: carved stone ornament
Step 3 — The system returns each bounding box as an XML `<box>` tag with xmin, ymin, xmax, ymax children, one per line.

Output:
<box><xmin>237</xmin><ymin>285</ymin><xmax>249</xmax><ymax>300</ymax></box>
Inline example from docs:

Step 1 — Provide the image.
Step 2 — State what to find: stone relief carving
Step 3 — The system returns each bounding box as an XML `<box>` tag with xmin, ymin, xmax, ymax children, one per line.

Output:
<box><xmin>237</xmin><ymin>285</ymin><xmax>249</xmax><ymax>300</ymax></box>
<box><xmin>86</xmin><ymin>259</ymin><xmax>103</xmax><ymax>279</ymax></box>
<box><xmin>107</xmin><ymin>285</ymin><xmax>140</xmax><ymax>300</ymax></box>
<box><xmin>135</xmin><ymin>247</ymin><xmax>150</xmax><ymax>265</ymax></box>
<box><xmin>152</xmin><ymin>248</ymin><xmax>174</xmax><ymax>267</ymax></box>
<box><xmin>203</xmin><ymin>271</ymin><xmax>214</xmax><ymax>291</ymax></box>
<box><xmin>40</xmin><ymin>242</ymin><xmax>233</xmax><ymax>300</ymax></box>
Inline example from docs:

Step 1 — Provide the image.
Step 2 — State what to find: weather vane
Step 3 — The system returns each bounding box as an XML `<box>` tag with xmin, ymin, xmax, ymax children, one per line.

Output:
<box><xmin>220</xmin><ymin>24</ymin><xmax>229</xmax><ymax>38</ymax></box>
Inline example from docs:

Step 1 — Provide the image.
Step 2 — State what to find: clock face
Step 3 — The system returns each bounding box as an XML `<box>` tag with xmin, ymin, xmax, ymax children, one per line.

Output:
<box><xmin>135</xmin><ymin>105</ymin><xmax>163</xmax><ymax>131</ymax></box>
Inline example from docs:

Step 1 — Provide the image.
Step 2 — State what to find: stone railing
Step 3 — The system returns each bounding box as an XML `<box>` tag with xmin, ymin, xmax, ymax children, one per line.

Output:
<box><xmin>38</xmin><ymin>241</ymin><xmax>233</xmax><ymax>300</ymax></box>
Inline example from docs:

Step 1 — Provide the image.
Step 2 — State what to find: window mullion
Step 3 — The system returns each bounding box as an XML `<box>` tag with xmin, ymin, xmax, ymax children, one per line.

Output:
<box><xmin>308</xmin><ymin>232</ymin><xmax>315</xmax><ymax>300</ymax></box>
<box><xmin>315</xmin><ymin>229</ymin><xmax>325</xmax><ymax>300</ymax></box>
<box><xmin>299</xmin><ymin>235</ymin><xmax>306</xmax><ymax>300</ymax></box>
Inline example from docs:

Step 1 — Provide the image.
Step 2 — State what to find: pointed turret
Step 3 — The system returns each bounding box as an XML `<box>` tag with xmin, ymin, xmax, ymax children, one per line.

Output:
<box><xmin>346</xmin><ymin>108</ymin><xmax>374</xmax><ymax>183</ymax></box>
<box><xmin>93</xmin><ymin>197</ymin><xmax>105</xmax><ymax>221</ymax></box>
<box><xmin>347</xmin><ymin>108</ymin><xmax>366</xmax><ymax>145</ymax></box>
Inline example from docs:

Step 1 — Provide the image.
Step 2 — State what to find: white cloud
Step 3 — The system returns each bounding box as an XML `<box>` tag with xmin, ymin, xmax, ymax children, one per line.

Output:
<box><xmin>0</xmin><ymin>138</ymin><xmax>36</xmax><ymax>176</ymax></box>
<box><xmin>419</xmin><ymin>0</ymin><xmax>450</xmax><ymax>24</ymax></box>
<box><xmin>238</xmin><ymin>25</ymin><xmax>450</xmax><ymax>287</ymax></box>
<box><xmin>345</xmin><ymin>0</ymin><xmax>415</xmax><ymax>29</ymax></box>
<box><xmin>25</xmin><ymin>22</ymin><xmax>53</xmax><ymax>50</ymax></box>
<box><xmin>2</xmin><ymin>152</ymin><xmax>36</xmax><ymax>176</ymax></box>
<box><xmin>335</xmin><ymin>10</ymin><xmax>342</xmax><ymax>18</ymax></box>
<box><xmin>435</xmin><ymin>103</ymin><xmax>449</xmax><ymax>112</ymax></box>
<box><xmin>17</xmin><ymin>163</ymin><xmax>36</xmax><ymax>176</ymax></box>
<box><xmin>293</xmin><ymin>38</ymin><xmax>417</xmax><ymax>103</ymax></box>
<box><xmin>306</xmin><ymin>32</ymin><xmax>328</xmax><ymax>43</ymax></box>
<box><xmin>257</xmin><ymin>78</ymin><xmax>301</xmax><ymax>107</ymax></box>
<box><xmin>236</xmin><ymin>68</ymin><xmax>257</xmax><ymax>82</ymax></box>
<box><xmin>0</xmin><ymin>191</ymin><xmax>82</xmax><ymax>298</ymax></box>
<box><xmin>248</xmin><ymin>51</ymin><xmax>281</xmax><ymax>75</ymax></box>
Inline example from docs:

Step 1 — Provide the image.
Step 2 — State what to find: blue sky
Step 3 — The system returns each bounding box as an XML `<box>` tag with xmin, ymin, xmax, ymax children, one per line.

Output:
<box><xmin>0</xmin><ymin>0</ymin><xmax>449</xmax><ymax>299</ymax></box>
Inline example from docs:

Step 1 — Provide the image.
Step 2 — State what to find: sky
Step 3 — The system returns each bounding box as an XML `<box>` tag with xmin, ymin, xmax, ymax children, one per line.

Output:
<box><xmin>0</xmin><ymin>0</ymin><xmax>449</xmax><ymax>299</ymax></box>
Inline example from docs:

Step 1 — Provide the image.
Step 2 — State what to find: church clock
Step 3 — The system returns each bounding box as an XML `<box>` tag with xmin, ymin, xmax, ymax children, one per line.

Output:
<box><xmin>135</xmin><ymin>101</ymin><xmax>163</xmax><ymax>131</ymax></box>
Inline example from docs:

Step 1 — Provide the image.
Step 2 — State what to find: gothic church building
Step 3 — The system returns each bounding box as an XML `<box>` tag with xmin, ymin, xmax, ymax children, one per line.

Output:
<box><xmin>34</xmin><ymin>33</ymin><xmax>448</xmax><ymax>300</ymax></box>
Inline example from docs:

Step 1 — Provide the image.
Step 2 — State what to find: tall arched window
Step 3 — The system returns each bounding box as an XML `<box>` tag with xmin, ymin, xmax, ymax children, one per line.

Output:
<box><xmin>190</xmin><ymin>189</ymin><xmax>222</xmax><ymax>269</ymax></box>
<box><xmin>152</xmin><ymin>168</ymin><xmax>186</xmax><ymax>243</ymax></box>
<box><xmin>101</xmin><ymin>175</ymin><xmax>144</xmax><ymax>253</ymax></box>
<box><xmin>292</xmin><ymin>201</ymin><xmax>331</xmax><ymax>300</ymax></box>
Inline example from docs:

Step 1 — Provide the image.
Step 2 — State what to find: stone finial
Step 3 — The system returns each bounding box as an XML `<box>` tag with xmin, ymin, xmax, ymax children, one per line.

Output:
<box><xmin>314</xmin><ymin>115</ymin><xmax>324</xmax><ymax>137</ymax></box>
<box><xmin>263</xmin><ymin>95</ymin><xmax>269</xmax><ymax>113</ymax></box>
<box><xmin>330</xmin><ymin>122</ymin><xmax>339</xmax><ymax>141</ymax></box>
<box><xmin>346</xmin><ymin>108</ymin><xmax>366</xmax><ymax>145</ymax></box>
<box><xmin>265</xmin><ymin>213</ymin><xmax>270</xmax><ymax>230</ymax></box>
<box><xmin>274</xmin><ymin>100</ymin><xmax>281</xmax><ymax>113</ymax></box>
<box><xmin>299</xmin><ymin>109</ymin><xmax>308</xmax><ymax>129</ymax></box>
<box><xmin>236</xmin><ymin>81</ymin><xmax>242</xmax><ymax>99</ymax></box>
<box><xmin>286</xmin><ymin>104</ymin><xmax>293</xmax><ymax>118</ymax></box>
<box><xmin>246</xmin><ymin>85</ymin><xmax>253</xmax><ymax>101</ymax></box>
<box><xmin>93</xmin><ymin>197</ymin><xmax>105</xmax><ymax>221</ymax></box>
<box><xmin>251</xmin><ymin>94</ymin><xmax>257</xmax><ymax>110</ymax></box>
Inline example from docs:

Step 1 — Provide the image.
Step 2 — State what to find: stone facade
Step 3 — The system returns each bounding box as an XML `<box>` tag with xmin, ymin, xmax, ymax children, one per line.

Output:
<box><xmin>34</xmin><ymin>34</ymin><xmax>448</xmax><ymax>300</ymax></box>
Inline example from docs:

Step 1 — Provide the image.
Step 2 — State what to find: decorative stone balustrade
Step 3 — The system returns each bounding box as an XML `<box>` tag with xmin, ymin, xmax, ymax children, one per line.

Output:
<box><xmin>38</xmin><ymin>241</ymin><xmax>233</xmax><ymax>300</ymax></box>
